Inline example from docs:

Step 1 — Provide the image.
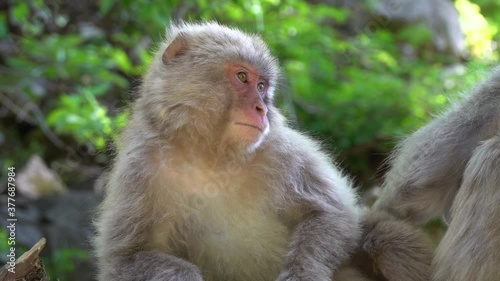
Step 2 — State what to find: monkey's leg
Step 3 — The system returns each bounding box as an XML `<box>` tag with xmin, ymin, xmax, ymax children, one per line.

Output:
<box><xmin>99</xmin><ymin>251</ymin><xmax>204</xmax><ymax>281</ymax></box>
<box><xmin>433</xmin><ymin>135</ymin><xmax>500</xmax><ymax>281</ymax></box>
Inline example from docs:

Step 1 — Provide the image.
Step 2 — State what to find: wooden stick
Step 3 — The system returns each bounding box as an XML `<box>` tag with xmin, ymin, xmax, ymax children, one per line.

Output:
<box><xmin>0</xmin><ymin>238</ymin><xmax>50</xmax><ymax>281</ymax></box>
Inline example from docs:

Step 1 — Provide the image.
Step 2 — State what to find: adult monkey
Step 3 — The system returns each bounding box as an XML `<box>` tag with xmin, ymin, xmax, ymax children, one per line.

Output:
<box><xmin>373</xmin><ymin>68</ymin><xmax>500</xmax><ymax>281</ymax></box>
<box><xmin>95</xmin><ymin>22</ymin><xmax>431</xmax><ymax>281</ymax></box>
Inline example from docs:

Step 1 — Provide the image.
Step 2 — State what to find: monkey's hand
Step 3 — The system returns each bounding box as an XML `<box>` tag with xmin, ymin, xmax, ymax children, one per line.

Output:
<box><xmin>276</xmin><ymin>209</ymin><xmax>361</xmax><ymax>281</ymax></box>
<box><xmin>146</xmin><ymin>252</ymin><xmax>204</xmax><ymax>281</ymax></box>
<box><xmin>98</xmin><ymin>251</ymin><xmax>205</xmax><ymax>281</ymax></box>
<box><xmin>360</xmin><ymin>210</ymin><xmax>433</xmax><ymax>281</ymax></box>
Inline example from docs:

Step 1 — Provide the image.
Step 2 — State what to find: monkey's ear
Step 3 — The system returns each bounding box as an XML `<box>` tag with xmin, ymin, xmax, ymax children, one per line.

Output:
<box><xmin>162</xmin><ymin>34</ymin><xmax>188</xmax><ymax>65</ymax></box>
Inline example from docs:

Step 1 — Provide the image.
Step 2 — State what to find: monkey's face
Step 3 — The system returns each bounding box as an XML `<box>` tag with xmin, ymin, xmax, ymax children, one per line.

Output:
<box><xmin>145</xmin><ymin>23</ymin><xmax>279</xmax><ymax>155</ymax></box>
<box><xmin>224</xmin><ymin>63</ymin><xmax>270</xmax><ymax>151</ymax></box>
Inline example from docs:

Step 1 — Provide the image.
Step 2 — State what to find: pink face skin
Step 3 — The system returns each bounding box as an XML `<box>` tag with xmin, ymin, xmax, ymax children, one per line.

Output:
<box><xmin>225</xmin><ymin>63</ymin><xmax>270</xmax><ymax>150</ymax></box>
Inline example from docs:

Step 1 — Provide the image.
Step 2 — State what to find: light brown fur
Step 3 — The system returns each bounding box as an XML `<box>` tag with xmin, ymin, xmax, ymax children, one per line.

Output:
<box><xmin>95</xmin><ymin>22</ymin><xmax>362</xmax><ymax>281</ymax></box>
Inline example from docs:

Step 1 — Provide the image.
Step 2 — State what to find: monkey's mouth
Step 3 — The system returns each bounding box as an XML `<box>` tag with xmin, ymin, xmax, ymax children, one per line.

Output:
<box><xmin>235</xmin><ymin>122</ymin><xmax>263</xmax><ymax>132</ymax></box>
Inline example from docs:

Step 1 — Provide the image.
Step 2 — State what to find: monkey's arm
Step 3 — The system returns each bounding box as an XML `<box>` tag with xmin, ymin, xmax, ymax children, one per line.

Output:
<box><xmin>97</xmin><ymin>202</ymin><xmax>204</xmax><ymax>280</ymax></box>
<box><xmin>433</xmin><ymin>135</ymin><xmax>500</xmax><ymax>281</ymax></box>
<box><xmin>375</xmin><ymin>68</ymin><xmax>500</xmax><ymax>223</ymax></box>
<box><xmin>354</xmin><ymin>70</ymin><xmax>500</xmax><ymax>281</ymax></box>
<box><xmin>95</xmin><ymin>143</ymin><xmax>204</xmax><ymax>281</ymax></box>
<box><xmin>275</xmin><ymin>138</ymin><xmax>362</xmax><ymax>281</ymax></box>
<box><xmin>99</xmin><ymin>251</ymin><xmax>203</xmax><ymax>281</ymax></box>
<box><xmin>96</xmin><ymin>187</ymin><xmax>204</xmax><ymax>281</ymax></box>
<box><xmin>277</xmin><ymin>204</ymin><xmax>360</xmax><ymax>281</ymax></box>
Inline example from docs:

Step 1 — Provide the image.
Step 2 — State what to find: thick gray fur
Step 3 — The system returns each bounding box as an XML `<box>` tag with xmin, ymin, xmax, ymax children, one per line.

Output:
<box><xmin>374</xmin><ymin>67</ymin><xmax>500</xmax><ymax>280</ymax></box>
<box><xmin>94</xmin><ymin>22</ymin><xmax>363</xmax><ymax>281</ymax></box>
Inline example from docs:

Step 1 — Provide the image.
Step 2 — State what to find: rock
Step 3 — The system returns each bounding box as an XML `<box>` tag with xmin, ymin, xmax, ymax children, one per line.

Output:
<box><xmin>17</xmin><ymin>155</ymin><xmax>67</xmax><ymax>199</ymax></box>
<box><xmin>318</xmin><ymin>0</ymin><xmax>467</xmax><ymax>57</ymax></box>
<box><xmin>35</xmin><ymin>191</ymin><xmax>100</xmax><ymax>250</ymax></box>
<box><xmin>373</xmin><ymin>0</ymin><xmax>466</xmax><ymax>57</ymax></box>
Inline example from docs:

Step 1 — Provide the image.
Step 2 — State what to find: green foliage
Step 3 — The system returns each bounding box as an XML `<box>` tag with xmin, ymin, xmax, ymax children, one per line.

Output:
<box><xmin>456</xmin><ymin>0</ymin><xmax>497</xmax><ymax>58</ymax></box>
<box><xmin>0</xmin><ymin>229</ymin><xmax>8</xmax><ymax>254</ymax></box>
<box><xmin>472</xmin><ymin>0</ymin><xmax>500</xmax><ymax>43</ymax></box>
<box><xmin>47</xmin><ymin>89</ymin><xmax>128</xmax><ymax>149</ymax></box>
<box><xmin>1</xmin><ymin>0</ymin><xmax>499</xmax><ymax>182</ymax></box>
<box><xmin>1</xmin><ymin>0</ymin><xmax>499</xmax><ymax>277</ymax></box>
<box><xmin>43</xmin><ymin>247</ymin><xmax>89</xmax><ymax>280</ymax></box>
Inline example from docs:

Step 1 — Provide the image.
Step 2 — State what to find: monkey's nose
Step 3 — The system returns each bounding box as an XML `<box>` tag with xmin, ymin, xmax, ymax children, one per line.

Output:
<box><xmin>255</xmin><ymin>102</ymin><xmax>268</xmax><ymax>117</ymax></box>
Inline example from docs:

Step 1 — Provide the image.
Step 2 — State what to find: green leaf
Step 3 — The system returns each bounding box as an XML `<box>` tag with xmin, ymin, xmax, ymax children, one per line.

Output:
<box><xmin>100</xmin><ymin>0</ymin><xmax>117</xmax><ymax>15</ymax></box>
<box><xmin>0</xmin><ymin>13</ymin><xmax>8</xmax><ymax>38</ymax></box>
<box><xmin>112</xmin><ymin>49</ymin><xmax>133</xmax><ymax>73</ymax></box>
<box><xmin>12</xmin><ymin>2</ymin><xmax>29</xmax><ymax>23</ymax></box>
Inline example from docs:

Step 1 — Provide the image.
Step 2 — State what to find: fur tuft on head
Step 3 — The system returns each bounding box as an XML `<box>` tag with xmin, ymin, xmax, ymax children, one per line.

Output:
<box><xmin>163</xmin><ymin>21</ymin><xmax>280</xmax><ymax>86</ymax></box>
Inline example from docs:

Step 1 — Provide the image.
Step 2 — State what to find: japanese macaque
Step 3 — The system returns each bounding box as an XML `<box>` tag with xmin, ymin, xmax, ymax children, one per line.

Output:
<box><xmin>94</xmin><ymin>21</ymin><xmax>431</xmax><ymax>281</ymax></box>
<box><xmin>373</xmin><ymin>68</ymin><xmax>500</xmax><ymax>281</ymax></box>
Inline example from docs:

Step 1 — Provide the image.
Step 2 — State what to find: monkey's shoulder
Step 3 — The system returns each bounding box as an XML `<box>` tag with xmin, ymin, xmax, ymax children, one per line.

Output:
<box><xmin>261</xmin><ymin>127</ymin><xmax>359</xmax><ymax>207</ymax></box>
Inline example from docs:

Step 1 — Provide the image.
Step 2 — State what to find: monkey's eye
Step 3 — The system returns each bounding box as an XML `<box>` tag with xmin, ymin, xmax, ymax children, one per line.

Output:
<box><xmin>236</xmin><ymin>72</ymin><xmax>248</xmax><ymax>83</ymax></box>
<box><xmin>257</xmin><ymin>82</ymin><xmax>265</xmax><ymax>93</ymax></box>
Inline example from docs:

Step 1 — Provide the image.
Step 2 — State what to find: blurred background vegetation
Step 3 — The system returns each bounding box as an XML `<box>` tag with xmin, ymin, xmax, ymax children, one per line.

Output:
<box><xmin>0</xmin><ymin>0</ymin><xmax>499</xmax><ymax>280</ymax></box>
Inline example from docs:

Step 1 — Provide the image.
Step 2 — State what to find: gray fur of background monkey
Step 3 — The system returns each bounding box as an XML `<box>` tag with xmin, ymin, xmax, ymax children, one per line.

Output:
<box><xmin>373</xmin><ymin>67</ymin><xmax>500</xmax><ymax>280</ymax></box>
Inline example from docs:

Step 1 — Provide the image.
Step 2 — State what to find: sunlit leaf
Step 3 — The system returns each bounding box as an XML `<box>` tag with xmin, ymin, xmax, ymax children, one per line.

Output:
<box><xmin>112</xmin><ymin>49</ymin><xmax>133</xmax><ymax>73</ymax></box>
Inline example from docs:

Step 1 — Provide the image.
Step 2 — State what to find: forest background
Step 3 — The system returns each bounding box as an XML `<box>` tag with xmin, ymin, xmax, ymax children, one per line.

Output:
<box><xmin>0</xmin><ymin>0</ymin><xmax>499</xmax><ymax>280</ymax></box>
